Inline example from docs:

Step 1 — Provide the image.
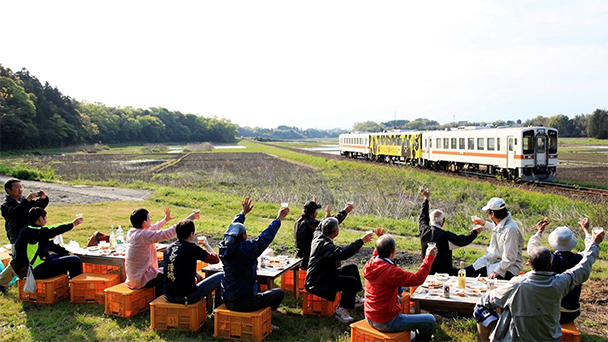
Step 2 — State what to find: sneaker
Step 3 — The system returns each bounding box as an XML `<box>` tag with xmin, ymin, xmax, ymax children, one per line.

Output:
<box><xmin>354</xmin><ymin>295</ymin><xmax>365</xmax><ymax>308</ymax></box>
<box><xmin>335</xmin><ymin>307</ymin><xmax>354</xmax><ymax>323</ymax></box>
<box><xmin>271</xmin><ymin>324</ymin><xmax>280</xmax><ymax>331</ymax></box>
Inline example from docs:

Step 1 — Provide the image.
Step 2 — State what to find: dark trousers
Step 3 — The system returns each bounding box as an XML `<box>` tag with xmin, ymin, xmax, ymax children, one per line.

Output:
<box><xmin>143</xmin><ymin>272</ymin><xmax>164</xmax><ymax>298</ymax></box>
<box><xmin>465</xmin><ymin>265</ymin><xmax>515</xmax><ymax>280</ymax></box>
<box><xmin>336</xmin><ymin>264</ymin><xmax>363</xmax><ymax>309</ymax></box>
<box><xmin>32</xmin><ymin>255</ymin><xmax>82</xmax><ymax>279</ymax></box>
<box><xmin>559</xmin><ymin>311</ymin><xmax>580</xmax><ymax>324</ymax></box>
<box><xmin>225</xmin><ymin>288</ymin><xmax>285</xmax><ymax>312</ymax></box>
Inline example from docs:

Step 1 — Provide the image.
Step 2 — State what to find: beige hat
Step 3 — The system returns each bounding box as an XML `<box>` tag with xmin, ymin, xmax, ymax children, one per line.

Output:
<box><xmin>548</xmin><ymin>226</ymin><xmax>577</xmax><ymax>252</ymax></box>
<box><xmin>482</xmin><ymin>198</ymin><xmax>507</xmax><ymax>211</ymax></box>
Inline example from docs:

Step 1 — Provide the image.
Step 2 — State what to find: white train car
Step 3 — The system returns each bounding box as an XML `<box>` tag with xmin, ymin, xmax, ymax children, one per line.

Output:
<box><xmin>420</xmin><ymin>126</ymin><xmax>558</xmax><ymax>181</ymax></box>
<box><xmin>339</xmin><ymin>132</ymin><xmax>372</xmax><ymax>158</ymax></box>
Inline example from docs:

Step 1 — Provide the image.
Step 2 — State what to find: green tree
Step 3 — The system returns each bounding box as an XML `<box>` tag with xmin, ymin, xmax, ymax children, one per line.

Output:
<box><xmin>587</xmin><ymin>109</ymin><xmax>608</xmax><ymax>139</ymax></box>
<box><xmin>353</xmin><ymin>121</ymin><xmax>384</xmax><ymax>132</ymax></box>
<box><xmin>547</xmin><ymin>114</ymin><xmax>573</xmax><ymax>136</ymax></box>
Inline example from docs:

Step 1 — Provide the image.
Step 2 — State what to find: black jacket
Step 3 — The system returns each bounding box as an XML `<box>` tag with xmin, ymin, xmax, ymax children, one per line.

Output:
<box><xmin>305</xmin><ymin>229</ymin><xmax>363</xmax><ymax>301</ymax></box>
<box><xmin>15</xmin><ymin>222</ymin><xmax>72</xmax><ymax>269</ymax></box>
<box><xmin>1</xmin><ymin>194</ymin><xmax>49</xmax><ymax>245</ymax></box>
<box><xmin>294</xmin><ymin>210</ymin><xmax>348</xmax><ymax>270</ymax></box>
<box><xmin>419</xmin><ymin>198</ymin><xmax>478</xmax><ymax>275</ymax></box>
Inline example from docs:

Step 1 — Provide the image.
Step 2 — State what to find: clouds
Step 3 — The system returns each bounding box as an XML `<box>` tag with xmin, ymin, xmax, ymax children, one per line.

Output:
<box><xmin>3</xmin><ymin>1</ymin><xmax>607</xmax><ymax>129</ymax></box>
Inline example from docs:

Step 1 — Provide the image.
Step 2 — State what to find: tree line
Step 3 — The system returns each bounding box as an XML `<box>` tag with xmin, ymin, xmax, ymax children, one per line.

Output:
<box><xmin>353</xmin><ymin>112</ymin><xmax>608</xmax><ymax>139</ymax></box>
<box><xmin>1</xmin><ymin>64</ymin><xmax>238</xmax><ymax>151</ymax></box>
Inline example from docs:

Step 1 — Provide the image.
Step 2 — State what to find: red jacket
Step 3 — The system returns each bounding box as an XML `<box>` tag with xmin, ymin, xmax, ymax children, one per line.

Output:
<box><xmin>363</xmin><ymin>249</ymin><xmax>435</xmax><ymax>324</ymax></box>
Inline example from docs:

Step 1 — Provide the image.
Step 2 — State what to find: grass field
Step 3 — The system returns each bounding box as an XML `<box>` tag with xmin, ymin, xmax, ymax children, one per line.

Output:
<box><xmin>0</xmin><ymin>140</ymin><xmax>607</xmax><ymax>341</ymax></box>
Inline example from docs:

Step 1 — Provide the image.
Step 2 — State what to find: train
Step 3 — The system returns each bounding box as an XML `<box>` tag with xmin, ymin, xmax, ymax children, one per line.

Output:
<box><xmin>339</xmin><ymin>126</ymin><xmax>558</xmax><ymax>182</ymax></box>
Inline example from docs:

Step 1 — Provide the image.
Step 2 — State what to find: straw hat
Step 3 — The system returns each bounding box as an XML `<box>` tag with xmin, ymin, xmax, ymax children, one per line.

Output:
<box><xmin>548</xmin><ymin>226</ymin><xmax>577</xmax><ymax>252</ymax></box>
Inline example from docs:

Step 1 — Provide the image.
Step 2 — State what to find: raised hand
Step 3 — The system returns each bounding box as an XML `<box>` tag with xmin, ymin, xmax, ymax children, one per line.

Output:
<box><xmin>242</xmin><ymin>196</ymin><xmax>254</xmax><ymax>215</ymax></box>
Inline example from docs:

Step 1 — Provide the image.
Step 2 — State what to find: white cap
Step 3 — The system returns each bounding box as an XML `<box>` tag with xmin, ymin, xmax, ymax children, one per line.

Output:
<box><xmin>482</xmin><ymin>198</ymin><xmax>507</xmax><ymax>211</ymax></box>
<box><xmin>548</xmin><ymin>226</ymin><xmax>578</xmax><ymax>252</ymax></box>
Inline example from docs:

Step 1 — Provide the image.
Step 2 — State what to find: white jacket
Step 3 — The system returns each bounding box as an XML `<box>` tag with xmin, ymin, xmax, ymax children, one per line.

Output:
<box><xmin>473</xmin><ymin>213</ymin><xmax>524</xmax><ymax>277</ymax></box>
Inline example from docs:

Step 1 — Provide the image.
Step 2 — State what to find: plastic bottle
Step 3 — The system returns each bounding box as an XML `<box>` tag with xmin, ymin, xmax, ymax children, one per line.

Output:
<box><xmin>116</xmin><ymin>225</ymin><xmax>124</xmax><ymax>245</ymax></box>
<box><xmin>458</xmin><ymin>261</ymin><xmax>466</xmax><ymax>289</ymax></box>
<box><xmin>109</xmin><ymin>225</ymin><xmax>117</xmax><ymax>247</ymax></box>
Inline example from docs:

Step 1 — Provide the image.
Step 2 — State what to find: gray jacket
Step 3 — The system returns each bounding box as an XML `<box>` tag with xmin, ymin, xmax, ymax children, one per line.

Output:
<box><xmin>478</xmin><ymin>241</ymin><xmax>599</xmax><ymax>342</ymax></box>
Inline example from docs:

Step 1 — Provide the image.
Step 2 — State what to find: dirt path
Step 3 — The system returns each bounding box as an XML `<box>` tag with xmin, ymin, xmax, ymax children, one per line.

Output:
<box><xmin>0</xmin><ymin>176</ymin><xmax>153</xmax><ymax>205</ymax></box>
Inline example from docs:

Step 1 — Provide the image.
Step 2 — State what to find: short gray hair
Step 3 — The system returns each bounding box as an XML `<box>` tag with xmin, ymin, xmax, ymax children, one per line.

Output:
<box><xmin>321</xmin><ymin>217</ymin><xmax>339</xmax><ymax>236</ymax></box>
<box><xmin>529</xmin><ymin>246</ymin><xmax>553</xmax><ymax>271</ymax></box>
<box><xmin>430</xmin><ymin>209</ymin><xmax>445</xmax><ymax>226</ymax></box>
<box><xmin>375</xmin><ymin>234</ymin><xmax>396</xmax><ymax>258</ymax></box>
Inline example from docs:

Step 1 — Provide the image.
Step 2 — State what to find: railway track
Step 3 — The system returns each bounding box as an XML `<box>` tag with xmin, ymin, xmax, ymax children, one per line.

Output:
<box><xmin>257</xmin><ymin>140</ymin><xmax>608</xmax><ymax>200</ymax></box>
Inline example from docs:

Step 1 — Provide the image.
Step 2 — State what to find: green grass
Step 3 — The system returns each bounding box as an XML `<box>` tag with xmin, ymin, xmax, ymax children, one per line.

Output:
<box><xmin>1</xmin><ymin>140</ymin><xmax>607</xmax><ymax>341</ymax></box>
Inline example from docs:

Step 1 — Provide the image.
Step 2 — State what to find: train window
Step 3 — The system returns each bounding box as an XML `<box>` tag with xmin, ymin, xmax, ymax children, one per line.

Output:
<box><xmin>468</xmin><ymin>138</ymin><xmax>474</xmax><ymax>150</ymax></box>
<box><xmin>459</xmin><ymin>138</ymin><xmax>465</xmax><ymax>149</ymax></box>
<box><xmin>443</xmin><ymin>138</ymin><xmax>449</xmax><ymax>149</ymax></box>
<box><xmin>537</xmin><ymin>136</ymin><xmax>546</xmax><ymax>153</ymax></box>
<box><xmin>487</xmin><ymin>138</ymin><xmax>495</xmax><ymax>151</ymax></box>
<box><xmin>548</xmin><ymin>131</ymin><xmax>557</xmax><ymax>153</ymax></box>
<box><xmin>497</xmin><ymin>138</ymin><xmax>500</xmax><ymax>151</ymax></box>
<box><xmin>477</xmin><ymin>138</ymin><xmax>484</xmax><ymax>150</ymax></box>
<box><xmin>523</xmin><ymin>131</ymin><xmax>534</xmax><ymax>154</ymax></box>
<box><xmin>429</xmin><ymin>139</ymin><xmax>432</xmax><ymax>148</ymax></box>
<box><xmin>508</xmin><ymin>138</ymin><xmax>513</xmax><ymax>151</ymax></box>
<box><xmin>451</xmin><ymin>138</ymin><xmax>457</xmax><ymax>149</ymax></box>
<box><xmin>436</xmin><ymin>138</ymin><xmax>441</xmax><ymax>148</ymax></box>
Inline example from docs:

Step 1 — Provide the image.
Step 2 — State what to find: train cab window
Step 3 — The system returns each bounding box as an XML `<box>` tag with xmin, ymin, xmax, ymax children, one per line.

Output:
<box><xmin>523</xmin><ymin>131</ymin><xmax>534</xmax><ymax>154</ymax></box>
<box><xmin>459</xmin><ymin>138</ymin><xmax>465</xmax><ymax>150</ymax></box>
<box><xmin>451</xmin><ymin>138</ymin><xmax>457</xmax><ymax>149</ymax></box>
<box><xmin>443</xmin><ymin>138</ymin><xmax>449</xmax><ymax>149</ymax></box>
<box><xmin>477</xmin><ymin>138</ymin><xmax>484</xmax><ymax>150</ymax></box>
<box><xmin>487</xmin><ymin>138</ymin><xmax>495</xmax><ymax>151</ymax></box>
<box><xmin>468</xmin><ymin>138</ymin><xmax>474</xmax><ymax>150</ymax></box>
<box><xmin>436</xmin><ymin>138</ymin><xmax>441</xmax><ymax>148</ymax></box>
<box><xmin>548</xmin><ymin>130</ymin><xmax>557</xmax><ymax>153</ymax></box>
<box><xmin>537</xmin><ymin>136</ymin><xmax>546</xmax><ymax>153</ymax></box>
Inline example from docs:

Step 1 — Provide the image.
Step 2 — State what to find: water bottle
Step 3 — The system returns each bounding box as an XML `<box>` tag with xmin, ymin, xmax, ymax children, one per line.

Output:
<box><xmin>109</xmin><ymin>225</ymin><xmax>117</xmax><ymax>247</ymax></box>
<box><xmin>116</xmin><ymin>225</ymin><xmax>124</xmax><ymax>245</ymax></box>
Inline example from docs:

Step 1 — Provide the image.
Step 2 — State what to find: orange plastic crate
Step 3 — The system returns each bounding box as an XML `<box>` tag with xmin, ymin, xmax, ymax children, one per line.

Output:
<box><xmin>350</xmin><ymin>319</ymin><xmax>411</xmax><ymax>342</ymax></box>
<box><xmin>280</xmin><ymin>269</ymin><xmax>306</xmax><ymax>292</ymax></box>
<box><xmin>18</xmin><ymin>274</ymin><xmax>70</xmax><ymax>304</ymax></box>
<box><xmin>197</xmin><ymin>260</ymin><xmax>209</xmax><ymax>272</ymax></box>
<box><xmin>560</xmin><ymin>322</ymin><xmax>581</xmax><ymax>342</ymax></box>
<box><xmin>70</xmin><ymin>273</ymin><xmax>120</xmax><ymax>304</ymax></box>
<box><xmin>82</xmin><ymin>263</ymin><xmax>121</xmax><ymax>274</ymax></box>
<box><xmin>400</xmin><ymin>292</ymin><xmax>410</xmax><ymax>314</ymax></box>
<box><xmin>104</xmin><ymin>282</ymin><xmax>156</xmax><ymax>317</ymax></box>
<box><xmin>214</xmin><ymin>304</ymin><xmax>272</xmax><ymax>341</ymax></box>
<box><xmin>302</xmin><ymin>291</ymin><xmax>341</xmax><ymax>317</ymax></box>
<box><xmin>150</xmin><ymin>296</ymin><xmax>207</xmax><ymax>331</ymax></box>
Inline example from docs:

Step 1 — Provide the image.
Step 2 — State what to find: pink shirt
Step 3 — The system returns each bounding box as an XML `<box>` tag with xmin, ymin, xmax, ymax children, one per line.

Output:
<box><xmin>125</xmin><ymin>219</ymin><xmax>176</xmax><ymax>289</ymax></box>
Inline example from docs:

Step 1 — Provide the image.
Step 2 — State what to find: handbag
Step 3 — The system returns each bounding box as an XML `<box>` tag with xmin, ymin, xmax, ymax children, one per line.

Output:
<box><xmin>86</xmin><ymin>231</ymin><xmax>110</xmax><ymax>247</ymax></box>
<box><xmin>23</xmin><ymin>267</ymin><xmax>37</xmax><ymax>294</ymax></box>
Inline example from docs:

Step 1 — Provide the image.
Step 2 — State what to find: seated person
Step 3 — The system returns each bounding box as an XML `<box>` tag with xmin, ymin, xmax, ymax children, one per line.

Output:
<box><xmin>15</xmin><ymin>207</ymin><xmax>83</xmax><ymax>279</ymax></box>
<box><xmin>305</xmin><ymin>217</ymin><xmax>374</xmax><ymax>323</ymax></box>
<box><xmin>418</xmin><ymin>187</ymin><xmax>481</xmax><ymax>275</ymax></box>
<box><xmin>219</xmin><ymin>196</ymin><xmax>289</xmax><ymax>313</ymax></box>
<box><xmin>364</xmin><ymin>230</ymin><xmax>437</xmax><ymax>341</ymax></box>
<box><xmin>126</xmin><ymin>207</ymin><xmax>199</xmax><ymax>297</ymax></box>
<box><xmin>294</xmin><ymin>198</ymin><xmax>353</xmax><ymax>270</ymax></box>
<box><xmin>527</xmin><ymin>218</ymin><xmax>594</xmax><ymax>324</ymax></box>
<box><xmin>476</xmin><ymin>230</ymin><xmax>604</xmax><ymax>342</ymax></box>
<box><xmin>163</xmin><ymin>219</ymin><xmax>223</xmax><ymax>306</ymax></box>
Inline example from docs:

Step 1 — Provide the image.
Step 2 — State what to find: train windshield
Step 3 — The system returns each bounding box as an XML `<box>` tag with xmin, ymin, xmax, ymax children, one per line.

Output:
<box><xmin>537</xmin><ymin>136</ymin><xmax>546</xmax><ymax>153</ymax></box>
<box><xmin>548</xmin><ymin>130</ymin><xmax>558</xmax><ymax>153</ymax></box>
<box><xmin>522</xmin><ymin>130</ymin><xmax>535</xmax><ymax>154</ymax></box>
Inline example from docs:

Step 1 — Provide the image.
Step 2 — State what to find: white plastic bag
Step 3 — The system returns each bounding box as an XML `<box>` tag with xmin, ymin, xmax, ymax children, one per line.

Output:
<box><xmin>23</xmin><ymin>267</ymin><xmax>37</xmax><ymax>294</ymax></box>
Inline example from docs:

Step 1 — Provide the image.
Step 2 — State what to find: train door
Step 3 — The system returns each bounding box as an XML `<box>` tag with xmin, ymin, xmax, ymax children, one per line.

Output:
<box><xmin>507</xmin><ymin>136</ymin><xmax>515</xmax><ymax>168</ymax></box>
<box><xmin>426</xmin><ymin>135</ymin><xmax>433</xmax><ymax>160</ymax></box>
<box><xmin>535</xmin><ymin>130</ymin><xmax>548</xmax><ymax>167</ymax></box>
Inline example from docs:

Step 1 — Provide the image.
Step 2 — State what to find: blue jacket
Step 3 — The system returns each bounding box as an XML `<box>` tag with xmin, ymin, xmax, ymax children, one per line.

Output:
<box><xmin>219</xmin><ymin>213</ymin><xmax>281</xmax><ymax>303</ymax></box>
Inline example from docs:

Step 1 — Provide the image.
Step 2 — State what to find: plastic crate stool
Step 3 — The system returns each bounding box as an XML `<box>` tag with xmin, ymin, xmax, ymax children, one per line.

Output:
<box><xmin>400</xmin><ymin>292</ymin><xmax>411</xmax><ymax>314</ymax></box>
<box><xmin>150</xmin><ymin>296</ymin><xmax>207</xmax><ymax>332</ymax></box>
<box><xmin>302</xmin><ymin>290</ymin><xmax>341</xmax><ymax>317</ymax></box>
<box><xmin>214</xmin><ymin>304</ymin><xmax>272</xmax><ymax>341</ymax></box>
<box><xmin>104</xmin><ymin>282</ymin><xmax>155</xmax><ymax>317</ymax></box>
<box><xmin>82</xmin><ymin>263</ymin><xmax>121</xmax><ymax>274</ymax></box>
<box><xmin>280</xmin><ymin>269</ymin><xmax>306</xmax><ymax>292</ymax></box>
<box><xmin>560</xmin><ymin>322</ymin><xmax>581</xmax><ymax>342</ymax></box>
<box><xmin>18</xmin><ymin>274</ymin><xmax>70</xmax><ymax>304</ymax></box>
<box><xmin>350</xmin><ymin>319</ymin><xmax>411</xmax><ymax>342</ymax></box>
<box><xmin>70</xmin><ymin>273</ymin><xmax>120</xmax><ymax>304</ymax></box>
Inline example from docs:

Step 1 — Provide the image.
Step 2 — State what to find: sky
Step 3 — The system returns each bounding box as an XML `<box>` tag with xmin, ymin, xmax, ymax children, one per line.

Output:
<box><xmin>2</xmin><ymin>1</ymin><xmax>608</xmax><ymax>130</ymax></box>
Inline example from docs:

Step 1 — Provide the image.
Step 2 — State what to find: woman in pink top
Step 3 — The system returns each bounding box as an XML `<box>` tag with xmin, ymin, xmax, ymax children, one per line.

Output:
<box><xmin>125</xmin><ymin>207</ymin><xmax>200</xmax><ymax>296</ymax></box>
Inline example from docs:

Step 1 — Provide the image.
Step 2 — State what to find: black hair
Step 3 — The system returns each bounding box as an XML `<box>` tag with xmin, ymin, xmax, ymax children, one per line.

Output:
<box><xmin>4</xmin><ymin>179</ymin><xmax>20</xmax><ymax>193</ymax></box>
<box><xmin>176</xmin><ymin>219</ymin><xmax>195</xmax><ymax>240</ymax></box>
<box><xmin>28</xmin><ymin>207</ymin><xmax>47</xmax><ymax>225</ymax></box>
<box><xmin>130</xmin><ymin>208</ymin><xmax>149</xmax><ymax>228</ymax></box>
<box><xmin>487</xmin><ymin>208</ymin><xmax>508</xmax><ymax>220</ymax></box>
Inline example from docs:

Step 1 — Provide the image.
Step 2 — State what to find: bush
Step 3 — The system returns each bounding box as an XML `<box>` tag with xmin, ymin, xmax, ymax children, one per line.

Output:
<box><xmin>0</xmin><ymin>163</ymin><xmax>55</xmax><ymax>181</ymax></box>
